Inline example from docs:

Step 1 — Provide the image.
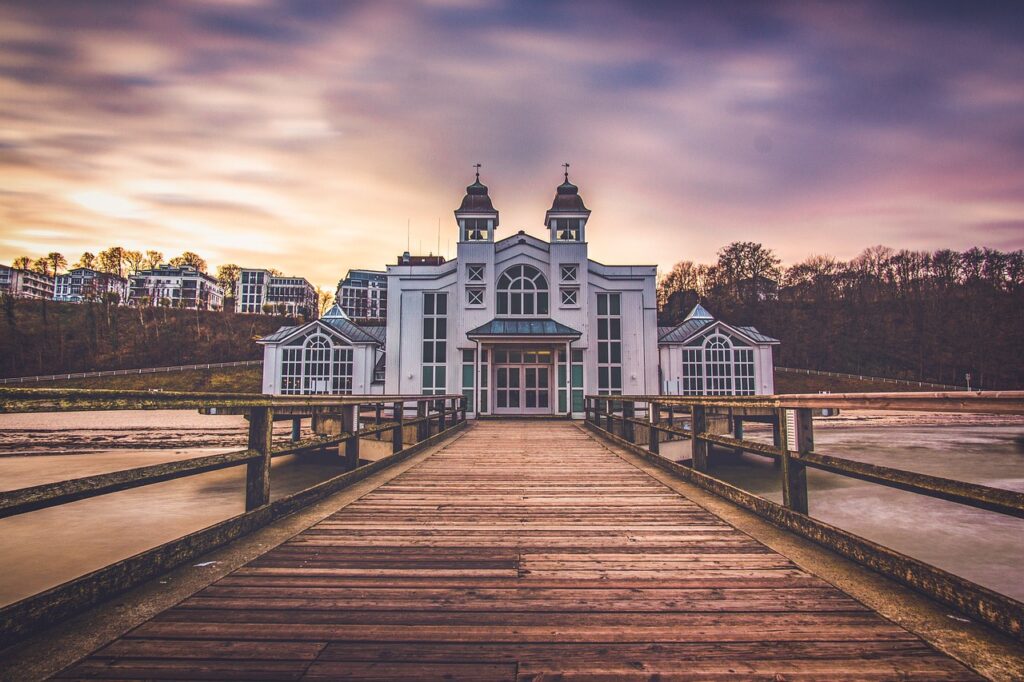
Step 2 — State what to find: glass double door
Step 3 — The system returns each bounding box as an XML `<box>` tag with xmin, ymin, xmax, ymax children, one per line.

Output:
<box><xmin>493</xmin><ymin>349</ymin><xmax>552</xmax><ymax>415</ymax></box>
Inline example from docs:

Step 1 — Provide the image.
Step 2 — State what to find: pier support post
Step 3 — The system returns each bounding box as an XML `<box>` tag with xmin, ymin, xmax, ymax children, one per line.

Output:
<box><xmin>648</xmin><ymin>402</ymin><xmax>660</xmax><ymax>455</ymax></box>
<box><xmin>392</xmin><ymin>401</ymin><xmax>405</xmax><ymax>453</ymax></box>
<box><xmin>691</xmin><ymin>405</ymin><xmax>708</xmax><ymax>472</ymax></box>
<box><xmin>780</xmin><ymin>407</ymin><xmax>810</xmax><ymax>514</ymax></box>
<box><xmin>245</xmin><ymin>407</ymin><xmax>273</xmax><ymax>511</ymax></box>
<box><xmin>342</xmin><ymin>404</ymin><xmax>359</xmax><ymax>470</ymax></box>
<box><xmin>771</xmin><ymin>411</ymin><xmax>784</xmax><ymax>468</ymax></box>
<box><xmin>375</xmin><ymin>403</ymin><xmax>383</xmax><ymax>440</ymax></box>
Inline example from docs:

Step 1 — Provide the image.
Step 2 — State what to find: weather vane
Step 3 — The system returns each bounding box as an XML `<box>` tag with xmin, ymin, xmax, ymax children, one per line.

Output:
<box><xmin>473</xmin><ymin>163</ymin><xmax>481</xmax><ymax>181</ymax></box>
<box><xmin>562</xmin><ymin>162</ymin><xmax>570</xmax><ymax>181</ymax></box>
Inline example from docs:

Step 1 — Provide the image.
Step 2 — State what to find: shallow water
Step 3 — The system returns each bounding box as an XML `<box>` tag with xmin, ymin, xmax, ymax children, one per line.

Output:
<box><xmin>661</xmin><ymin>412</ymin><xmax>1024</xmax><ymax>601</ymax></box>
<box><xmin>0</xmin><ymin>410</ymin><xmax>392</xmax><ymax>606</ymax></box>
<box><xmin>1</xmin><ymin>410</ymin><xmax>1023</xmax><ymax>606</ymax></box>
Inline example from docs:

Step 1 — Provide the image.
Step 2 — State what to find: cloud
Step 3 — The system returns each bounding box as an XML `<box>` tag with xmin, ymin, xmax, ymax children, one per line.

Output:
<box><xmin>0</xmin><ymin>0</ymin><xmax>1022</xmax><ymax>289</ymax></box>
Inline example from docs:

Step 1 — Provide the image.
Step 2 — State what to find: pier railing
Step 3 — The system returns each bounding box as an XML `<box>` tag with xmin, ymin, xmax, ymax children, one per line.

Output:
<box><xmin>0</xmin><ymin>388</ymin><xmax>466</xmax><ymax>647</ymax></box>
<box><xmin>584</xmin><ymin>391</ymin><xmax>1024</xmax><ymax>641</ymax></box>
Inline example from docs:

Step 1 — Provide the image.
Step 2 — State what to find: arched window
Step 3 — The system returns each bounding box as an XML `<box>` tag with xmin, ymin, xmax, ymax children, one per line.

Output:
<box><xmin>703</xmin><ymin>334</ymin><xmax>733</xmax><ymax>395</ymax></box>
<box><xmin>280</xmin><ymin>331</ymin><xmax>354</xmax><ymax>395</ymax></box>
<box><xmin>304</xmin><ymin>335</ymin><xmax>332</xmax><ymax>394</ymax></box>
<box><xmin>496</xmin><ymin>264</ymin><xmax>549</xmax><ymax>316</ymax></box>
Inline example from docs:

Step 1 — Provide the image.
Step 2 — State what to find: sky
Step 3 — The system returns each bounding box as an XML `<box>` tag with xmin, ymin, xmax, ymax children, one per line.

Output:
<box><xmin>1</xmin><ymin>0</ymin><xmax>1022</xmax><ymax>290</ymax></box>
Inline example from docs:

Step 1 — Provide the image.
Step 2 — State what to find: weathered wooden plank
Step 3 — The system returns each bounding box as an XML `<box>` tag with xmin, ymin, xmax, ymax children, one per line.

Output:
<box><xmin>53</xmin><ymin>420</ymin><xmax>985</xmax><ymax>681</ymax></box>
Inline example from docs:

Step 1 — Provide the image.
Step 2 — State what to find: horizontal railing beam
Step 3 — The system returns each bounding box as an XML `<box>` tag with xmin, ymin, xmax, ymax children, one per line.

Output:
<box><xmin>698</xmin><ymin>432</ymin><xmax>1024</xmax><ymax>519</ymax></box>
<box><xmin>0</xmin><ymin>389</ymin><xmax>463</xmax><ymax>414</ymax></box>
<box><xmin>586</xmin><ymin>391</ymin><xmax>1024</xmax><ymax>414</ymax></box>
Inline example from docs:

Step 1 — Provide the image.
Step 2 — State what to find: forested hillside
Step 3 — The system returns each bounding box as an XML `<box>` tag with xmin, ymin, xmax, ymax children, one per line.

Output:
<box><xmin>660</xmin><ymin>244</ymin><xmax>1024</xmax><ymax>390</ymax></box>
<box><xmin>0</xmin><ymin>298</ymin><xmax>298</xmax><ymax>378</ymax></box>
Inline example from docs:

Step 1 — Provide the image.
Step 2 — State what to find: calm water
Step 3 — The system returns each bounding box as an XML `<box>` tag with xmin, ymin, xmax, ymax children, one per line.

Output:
<box><xmin>0</xmin><ymin>410</ymin><xmax>392</xmax><ymax>606</ymax></box>
<box><xmin>661</xmin><ymin>411</ymin><xmax>1024</xmax><ymax>601</ymax></box>
<box><xmin>1</xmin><ymin>410</ymin><xmax>1022</xmax><ymax>606</ymax></box>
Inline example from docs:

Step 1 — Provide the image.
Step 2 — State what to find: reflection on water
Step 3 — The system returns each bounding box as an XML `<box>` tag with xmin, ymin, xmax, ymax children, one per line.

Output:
<box><xmin>0</xmin><ymin>410</ymin><xmax>391</xmax><ymax>606</ymax></box>
<box><xmin>661</xmin><ymin>412</ymin><xmax>1024</xmax><ymax>601</ymax></box>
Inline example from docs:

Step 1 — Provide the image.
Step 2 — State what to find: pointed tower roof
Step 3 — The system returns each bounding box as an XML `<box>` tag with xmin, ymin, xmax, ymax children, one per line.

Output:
<box><xmin>456</xmin><ymin>164</ymin><xmax>497</xmax><ymax>215</ymax></box>
<box><xmin>321</xmin><ymin>303</ymin><xmax>350</xmax><ymax>321</ymax></box>
<box><xmin>684</xmin><ymin>303</ymin><xmax>714</xmax><ymax>321</ymax></box>
<box><xmin>548</xmin><ymin>164</ymin><xmax>590</xmax><ymax>213</ymax></box>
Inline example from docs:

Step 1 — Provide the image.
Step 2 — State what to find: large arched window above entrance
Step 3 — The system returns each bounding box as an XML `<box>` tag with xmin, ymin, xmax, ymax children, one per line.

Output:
<box><xmin>496</xmin><ymin>264</ymin><xmax>549</xmax><ymax>316</ymax></box>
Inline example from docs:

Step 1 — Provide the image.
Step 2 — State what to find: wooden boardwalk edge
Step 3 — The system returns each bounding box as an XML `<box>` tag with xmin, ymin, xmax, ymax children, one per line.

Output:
<box><xmin>39</xmin><ymin>420</ymin><xmax>1009</xmax><ymax>681</ymax></box>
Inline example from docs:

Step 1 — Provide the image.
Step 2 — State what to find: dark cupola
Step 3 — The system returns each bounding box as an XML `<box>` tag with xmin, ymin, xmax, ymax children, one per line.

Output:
<box><xmin>546</xmin><ymin>163</ymin><xmax>591</xmax><ymax>243</ymax></box>
<box><xmin>455</xmin><ymin>164</ymin><xmax>498</xmax><ymax>242</ymax></box>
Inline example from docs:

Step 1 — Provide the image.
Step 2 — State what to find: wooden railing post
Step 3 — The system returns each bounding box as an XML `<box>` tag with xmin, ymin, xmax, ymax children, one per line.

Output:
<box><xmin>375</xmin><ymin>403</ymin><xmax>383</xmax><ymax>440</ymax></box>
<box><xmin>622</xmin><ymin>400</ymin><xmax>635</xmax><ymax>443</ymax></box>
<box><xmin>416</xmin><ymin>401</ymin><xmax>428</xmax><ymax>442</ymax></box>
<box><xmin>771</xmin><ymin>410</ymin><xmax>784</xmax><ymax>468</ymax></box>
<box><xmin>392</xmin><ymin>401</ymin><xmax>404</xmax><ymax>453</ymax></box>
<box><xmin>781</xmin><ymin>408</ymin><xmax>811</xmax><ymax>514</ymax></box>
<box><xmin>584</xmin><ymin>397</ymin><xmax>591</xmax><ymax>423</ymax></box>
<box><xmin>604</xmin><ymin>399</ymin><xmax>614</xmax><ymax>433</ymax></box>
<box><xmin>438</xmin><ymin>398</ymin><xmax>447</xmax><ymax>432</ymax></box>
<box><xmin>245</xmin><ymin>406</ymin><xmax>273</xmax><ymax>511</ymax></box>
<box><xmin>691</xmin><ymin>404</ymin><xmax>708</xmax><ymax>472</ymax></box>
<box><xmin>290</xmin><ymin>417</ymin><xmax>301</xmax><ymax>442</ymax></box>
<box><xmin>648</xmin><ymin>402</ymin><xmax>660</xmax><ymax>454</ymax></box>
<box><xmin>342</xmin><ymin>404</ymin><xmax>359</xmax><ymax>470</ymax></box>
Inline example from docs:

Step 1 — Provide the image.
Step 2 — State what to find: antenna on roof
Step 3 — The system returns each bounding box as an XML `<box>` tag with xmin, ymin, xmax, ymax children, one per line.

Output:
<box><xmin>406</xmin><ymin>219</ymin><xmax>410</xmax><ymax>252</ymax></box>
<box><xmin>436</xmin><ymin>218</ymin><xmax>440</xmax><ymax>257</ymax></box>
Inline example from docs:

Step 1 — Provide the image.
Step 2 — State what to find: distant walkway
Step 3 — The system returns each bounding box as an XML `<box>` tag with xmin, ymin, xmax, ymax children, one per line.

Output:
<box><xmin>53</xmin><ymin>420</ymin><xmax>977</xmax><ymax>680</ymax></box>
<box><xmin>0</xmin><ymin>360</ymin><xmax>261</xmax><ymax>385</ymax></box>
<box><xmin>776</xmin><ymin>366</ymin><xmax>966</xmax><ymax>390</ymax></box>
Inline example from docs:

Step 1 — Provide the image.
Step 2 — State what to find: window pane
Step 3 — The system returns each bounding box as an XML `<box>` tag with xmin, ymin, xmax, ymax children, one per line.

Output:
<box><xmin>463</xmin><ymin>349</ymin><xmax>475</xmax><ymax>362</ymax></box>
<box><xmin>597</xmin><ymin>295</ymin><xmax>607</xmax><ymax>315</ymax></box>
<box><xmin>424</xmin><ymin>294</ymin><xmax>434</xmax><ymax>315</ymax></box>
<box><xmin>610</xmin><ymin>294</ymin><xmax>620</xmax><ymax>315</ymax></box>
<box><xmin>436</xmin><ymin>294</ymin><xmax>447</xmax><ymax>314</ymax></box>
<box><xmin>538</xmin><ymin>293</ymin><xmax>548</xmax><ymax>315</ymax></box>
<box><xmin>435</xmin><ymin>367</ymin><xmax>446</xmax><ymax>388</ymax></box>
<box><xmin>435</xmin><ymin>341</ymin><xmax>446</xmax><ymax>362</ymax></box>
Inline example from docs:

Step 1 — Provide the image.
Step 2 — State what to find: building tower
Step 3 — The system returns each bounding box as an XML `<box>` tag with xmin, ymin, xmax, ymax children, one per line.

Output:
<box><xmin>455</xmin><ymin>164</ymin><xmax>499</xmax><ymax>244</ymax></box>
<box><xmin>546</xmin><ymin>163</ymin><xmax>590</xmax><ymax>243</ymax></box>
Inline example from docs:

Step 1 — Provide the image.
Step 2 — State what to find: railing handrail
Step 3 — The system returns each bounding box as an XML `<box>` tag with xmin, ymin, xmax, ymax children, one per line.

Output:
<box><xmin>0</xmin><ymin>388</ymin><xmax>463</xmax><ymax>413</ymax></box>
<box><xmin>0</xmin><ymin>391</ymin><xmax>469</xmax><ymax>647</ymax></box>
<box><xmin>582</xmin><ymin>392</ymin><xmax>1024</xmax><ymax>642</ymax></box>
<box><xmin>585</xmin><ymin>390</ymin><xmax>1024</xmax><ymax>414</ymax></box>
<box><xmin>775</xmin><ymin>366</ymin><xmax>965</xmax><ymax>391</ymax></box>
<box><xmin>0</xmin><ymin>360</ymin><xmax>264</xmax><ymax>385</ymax></box>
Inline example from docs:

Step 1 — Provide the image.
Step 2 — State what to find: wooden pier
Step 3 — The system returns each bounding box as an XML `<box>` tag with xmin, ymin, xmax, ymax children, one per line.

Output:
<box><xmin>51</xmin><ymin>421</ymin><xmax>983</xmax><ymax>680</ymax></box>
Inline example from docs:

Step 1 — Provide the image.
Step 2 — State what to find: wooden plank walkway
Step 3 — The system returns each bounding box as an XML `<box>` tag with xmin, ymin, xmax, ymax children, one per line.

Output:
<box><xmin>55</xmin><ymin>421</ymin><xmax>979</xmax><ymax>680</ymax></box>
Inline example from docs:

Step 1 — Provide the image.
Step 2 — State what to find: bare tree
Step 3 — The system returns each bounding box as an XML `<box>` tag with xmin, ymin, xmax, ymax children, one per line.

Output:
<box><xmin>144</xmin><ymin>250</ymin><xmax>163</xmax><ymax>270</ymax></box>
<box><xmin>169</xmin><ymin>251</ymin><xmax>207</xmax><ymax>273</ymax></box>
<box><xmin>123</xmin><ymin>250</ymin><xmax>144</xmax><ymax>275</ymax></box>
<box><xmin>98</xmin><ymin>247</ymin><xmax>126</xmax><ymax>278</ymax></box>
<box><xmin>46</xmin><ymin>252</ymin><xmax>67</xmax><ymax>276</ymax></box>
<box><xmin>317</xmin><ymin>287</ymin><xmax>334</xmax><ymax>316</ymax></box>
<box><xmin>216</xmin><ymin>264</ymin><xmax>241</xmax><ymax>299</ymax></box>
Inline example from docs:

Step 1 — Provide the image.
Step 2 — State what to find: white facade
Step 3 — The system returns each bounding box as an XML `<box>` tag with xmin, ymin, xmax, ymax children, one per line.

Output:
<box><xmin>53</xmin><ymin>267</ymin><xmax>128</xmax><ymax>303</ymax></box>
<box><xmin>258</xmin><ymin>305</ymin><xmax>385</xmax><ymax>395</ymax></box>
<box><xmin>257</xmin><ymin>173</ymin><xmax>779</xmax><ymax>408</ymax></box>
<box><xmin>237</xmin><ymin>268</ymin><xmax>317</xmax><ymax>316</ymax></box>
<box><xmin>0</xmin><ymin>265</ymin><xmax>55</xmax><ymax>299</ymax></box>
<box><xmin>383</xmin><ymin>173</ymin><xmax>659</xmax><ymax>417</ymax></box>
<box><xmin>129</xmin><ymin>265</ymin><xmax>224</xmax><ymax>310</ymax></box>
<box><xmin>658</xmin><ymin>304</ymin><xmax>777</xmax><ymax>395</ymax></box>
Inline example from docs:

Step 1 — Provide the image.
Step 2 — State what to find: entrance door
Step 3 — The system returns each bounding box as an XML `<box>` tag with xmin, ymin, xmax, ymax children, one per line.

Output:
<box><xmin>495</xmin><ymin>366</ymin><xmax>521</xmax><ymax>411</ymax></box>
<box><xmin>492</xmin><ymin>349</ymin><xmax>553</xmax><ymax>415</ymax></box>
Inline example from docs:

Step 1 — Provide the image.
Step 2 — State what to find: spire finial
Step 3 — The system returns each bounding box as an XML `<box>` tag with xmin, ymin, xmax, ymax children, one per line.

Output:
<box><xmin>562</xmin><ymin>162</ymin><xmax>570</xmax><ymax>182</ymax></box>
<box><xmin>473</xmin><ymin>163</ymin><xmax>481</xmax><ymax>182</ymax></box>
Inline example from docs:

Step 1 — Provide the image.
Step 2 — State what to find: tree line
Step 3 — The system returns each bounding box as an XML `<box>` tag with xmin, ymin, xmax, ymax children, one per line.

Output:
<box><xmin>659</xmin><ymin>243</ymin><xmax>1024</xmax><ymax>389</ymax></box>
